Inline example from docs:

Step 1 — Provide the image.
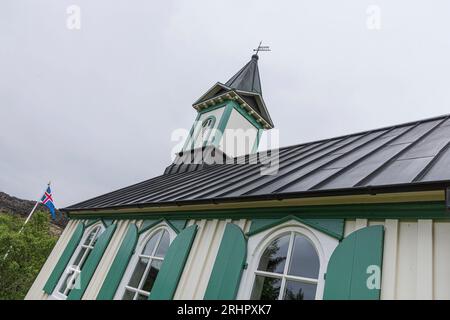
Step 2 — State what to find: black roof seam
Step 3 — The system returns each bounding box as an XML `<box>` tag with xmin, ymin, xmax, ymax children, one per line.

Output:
<box><xmin>355</xmin><ymin>116</ymin><xmax>449</xmax><ymax>186</ymax></box>
<box><xmin>240</xmin><ymin>132</ymin><xmax>380</xmax><ymax>196</ymax></box>
<box><xmin>210</xmin><ymin>137</ymin><xmax>350</xmax><ymax>198</ymax></box>
<box><xmin>310</xmin><ymin>123</ymin><xmax>418</xmax><ymax>190</ymax></box>
<box><xmin>412</xmin><ymin>141</ymin><xmax>450</xmax><ymax>182</ymax></box>
<box><xmin>273</xmin><ymin>128</ymin><xmax>395</xmax><ymax>193</ymax></box>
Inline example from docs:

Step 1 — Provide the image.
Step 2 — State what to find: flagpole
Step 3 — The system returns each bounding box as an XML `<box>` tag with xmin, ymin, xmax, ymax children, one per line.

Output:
<box><xmin>3</xmin><ymin>182</ymin><xmax>50</xmax><ymax>261</ymax></box>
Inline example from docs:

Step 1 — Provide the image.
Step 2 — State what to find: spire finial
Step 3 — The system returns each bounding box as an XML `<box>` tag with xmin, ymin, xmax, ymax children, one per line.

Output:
<box><xmin>253</xmin><ymin>41</ymin><xmax>271</xmax><ymax>58</ymax></box>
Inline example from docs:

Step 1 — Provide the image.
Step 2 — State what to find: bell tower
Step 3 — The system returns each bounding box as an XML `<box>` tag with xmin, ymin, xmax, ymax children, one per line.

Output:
<box><xmin>184</xmin><ymin>54</ymin><xmax>273</xmax><ymax>153</ymax></box>
<box><xmin>166</xmin><ymin>52</ymin><xmax>274</xmax><ymax>174</ymax></box>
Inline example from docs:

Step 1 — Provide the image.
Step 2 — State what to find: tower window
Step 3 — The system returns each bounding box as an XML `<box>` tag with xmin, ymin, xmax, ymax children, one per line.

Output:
<box><xmin>202</xmin><ymin>118</ymin><xmax>214</xmax><ymax>128</ymax></box>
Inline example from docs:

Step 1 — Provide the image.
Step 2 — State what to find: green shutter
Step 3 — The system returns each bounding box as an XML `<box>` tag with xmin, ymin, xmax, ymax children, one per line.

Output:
<box><xmin>67</xmin><ymin>224</ymin><xmax>117</xmax><ymax>300</ymax></box>
<box><xmin>149</xmin><ymin>224</ymin><xmax>198</xmax><ymax>300</ymax></box>
<box><xmin>204</xmin><ymin>223</ymin><xmax>247</xmax><ymax>300</ymax></box>
<box><xmin>323</xmin><ymin>225</ymin><xmax>384</xmax><ymax>300</ymax></box>
<box><xmin>96</xmin><ymin>224</ymin><xmax>138</xmax><ymax>300</ymax></box>
<box><xmin>43</xmin><ymin>222</ymin><xmax>85</xmax><ymax>294</ymax></box>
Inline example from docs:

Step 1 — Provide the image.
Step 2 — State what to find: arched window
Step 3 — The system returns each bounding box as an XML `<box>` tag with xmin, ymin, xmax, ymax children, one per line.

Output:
<box><xmin>202</xmin><ymin>117</ymin><xmax>214</xmax><ymax>129</ymax></box>
<box><xmin>116</xmin><ymin>226</ymin><xmax>174</xmax><ymax>300</ymax></box>
<box><xmin>250</xmin><ymin>232</ymin><xmax>320</xmax><ymax>300</ymax></box>
<box><xmin>53</xmin><ymin>224</ymin><xmax>105</xmax><ymax>299</ymax></box>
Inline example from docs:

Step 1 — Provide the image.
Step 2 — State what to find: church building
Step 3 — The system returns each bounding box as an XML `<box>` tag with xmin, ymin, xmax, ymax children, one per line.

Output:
<box><xmin>26</xmin><ymin>53</ymin><xmax>450</xmax><ymax>300</ymax></box>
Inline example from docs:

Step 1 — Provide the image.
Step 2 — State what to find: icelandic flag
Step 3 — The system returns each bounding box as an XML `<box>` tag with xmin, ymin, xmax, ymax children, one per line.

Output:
<box><xmin>41</xmin><ymin>186</ymin><xmax>56</xmax><ymax>220</ymax></box>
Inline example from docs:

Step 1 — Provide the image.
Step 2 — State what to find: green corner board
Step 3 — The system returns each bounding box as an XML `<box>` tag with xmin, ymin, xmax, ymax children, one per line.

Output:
<box><xmin>68</xmin><ymin>201</ymin><xmax>449</xmax><ymax>221</ymax></box>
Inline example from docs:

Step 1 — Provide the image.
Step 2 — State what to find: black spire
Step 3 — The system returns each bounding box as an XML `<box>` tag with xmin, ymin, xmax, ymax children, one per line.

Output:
<box><xmin>225</xmin><ymin>54</ymin><xmax>262</xmax><ymax>94</ymax></box>
<box><xmin>192</xmin><ymin>50</ymin><xmax>274</xmax><ymax>129</ymax></box>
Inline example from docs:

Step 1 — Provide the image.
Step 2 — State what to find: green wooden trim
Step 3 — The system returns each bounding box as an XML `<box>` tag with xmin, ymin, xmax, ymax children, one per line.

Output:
<box><xmin>182</xmin><ymin>112</ymin><xmax>202</xmax><ymax>152</ymax></box>
<box><xmin>149</xmin><ymin>224</ymin><xmax>198</xmax><ymax>300</ymax></box>
<box><xmin>85</xmin><ymin>218</ymin><xmax>102</xmax><ymax>228</ymax></box>
<box><xmin>43</xmin><ymin>222</ymin><xmax>85</xmax><ymax>294</ymax></box>
<box><xmin>102</xmin><ymin>219</ymin><xmax>114</xmax><ymax>227</ymax></box>
<box><xmin>323</xmin><ymin>225</ymin><xmax>384</xmax><ymax>300</ymax></box>
<box><xmin>168</xmin><ymin>219</ymin><xmax>188</xmax><ymax>233</ymax></box>
<box><xmin>138</xmin><ymin>219</ymin><xmax>159</xmax><ymax>234</ymax></box>
<box><xmin>251</xmin><ymin>129</ymin><xmax>263</xmax><ymax>153</ymax></box>
<box><xmin>247</xmin><ymin>216</ymin><xmax>345</xmax><ymax>240</ymax></box>
<box><xmin>212</xmin><ymin>102</ymin><xmax>234</xmax><ymax>147</ymax></box>
<box><xmin>67</xmin><ymin>224</ymin><xmax>117</xmax><ymax>300</ymax></box>
<box><xmin>204</xmin><ymin>223</ymin><xmax>247</xmax><ymax>300</ymax></box>
<box><xmin>96</xmin><ymin>224</ymin><xmax>138</xmax><ymax>300</ymax></box>
<box><xmin>67</xmin><ymin>201</ymin><xmax>449</xmax><ymax>221</ymax></box>
<box><xmin>139</xmin><ymin>218</ymin><xmax>186</xmax><ymax>235</ymax></box>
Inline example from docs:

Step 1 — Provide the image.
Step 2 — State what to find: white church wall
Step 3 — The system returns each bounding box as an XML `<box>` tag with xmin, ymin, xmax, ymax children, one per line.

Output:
<box><xmin>218</xmin><ymin>109</ymin><xmax>258</xmax><ymax>157</ymax></box>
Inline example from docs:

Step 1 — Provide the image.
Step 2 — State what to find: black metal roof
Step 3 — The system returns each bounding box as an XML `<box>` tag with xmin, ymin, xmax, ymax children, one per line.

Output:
<box><xmin>64</xmin><ymin>114</ymin><xmax>450</xmax><ymax>212</ymax></box>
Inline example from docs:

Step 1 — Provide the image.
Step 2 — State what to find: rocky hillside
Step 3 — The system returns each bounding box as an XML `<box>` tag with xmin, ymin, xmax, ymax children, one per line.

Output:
<box><xmin>0</xmin><ymin>191</ymin><xmax>67</xmax><ymax>234</ymax></box>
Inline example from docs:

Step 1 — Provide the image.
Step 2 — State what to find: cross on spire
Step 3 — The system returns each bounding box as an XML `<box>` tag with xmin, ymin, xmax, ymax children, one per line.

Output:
<box><xmin>253</xmin><ymin>41</ymin><xmax>271</xmax><ymax>56</ymax></box>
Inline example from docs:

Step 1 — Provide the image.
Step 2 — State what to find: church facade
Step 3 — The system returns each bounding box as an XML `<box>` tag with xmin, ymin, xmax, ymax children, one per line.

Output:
<box><xmin>26</xmin><ymin>54</ymin><xmax>450</xmax><ymax>300</ymax></box>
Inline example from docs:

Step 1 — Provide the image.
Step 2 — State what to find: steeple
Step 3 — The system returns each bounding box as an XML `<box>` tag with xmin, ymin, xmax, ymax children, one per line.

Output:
<box><xmin>167</xmin><ymin>52</ymin><xmax>275</xmax><ymax>174</ymax></box>
<box><xmin>192</xmin><ymin>54</ymin><xmax>274</xmax><ymax>128</ymax></box>
<box><xmin>225</xmin><ymin>54</ymin><xmax>262</xmax><ymax>95</ymax></box>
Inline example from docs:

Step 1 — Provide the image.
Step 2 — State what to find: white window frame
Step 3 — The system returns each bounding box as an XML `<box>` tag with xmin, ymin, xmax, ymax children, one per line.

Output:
<box><xmin>51</xmin><ymin>222</ymin><xmax>105</xmax><ymax>300</ymax></box>
<box><xmin>114</xmin><ymin>223</ymin><xmax>176</xmax><ymax>300</ymax></box>
<box><xmin>236</xmin><ymin>219</ymin><xmax>339</xmax><ymax>300</ymax></box>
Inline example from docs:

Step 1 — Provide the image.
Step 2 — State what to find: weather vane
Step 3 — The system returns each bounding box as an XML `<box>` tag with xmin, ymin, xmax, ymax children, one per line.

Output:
<box><xmin>253</xmin><ymin>41</ymin><xmax>271</xmax><ymax>56</ymax></box>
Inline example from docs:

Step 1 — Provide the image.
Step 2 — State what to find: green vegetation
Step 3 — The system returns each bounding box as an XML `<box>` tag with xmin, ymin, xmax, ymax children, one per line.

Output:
<box><xmin>0</xmin><ymin>211</ymin><xmax>57</xmax><ymax>300</ymax></box>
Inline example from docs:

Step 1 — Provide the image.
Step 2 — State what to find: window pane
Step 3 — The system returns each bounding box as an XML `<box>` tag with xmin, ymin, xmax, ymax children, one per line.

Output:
<box><xmin>90</xmin><ymin>227</ymin><xmax>102</xmax><ymax>246</ymax></box>
<box><xmin>288</xmin><ymin>235</ymin><xmax>320</xmax><ymax>279</ymax></box>
<box><xmin>65</xmin><ymin>272</ymin><xmax>79</xmax><ymax>295</ymax></box>
<box><xmin>72</xmin><ymin>247</ymin><xmax>87</xmax><ymax>267</ymax></box>
<box><xmin>283</xmin><ymin>280</ymin><xmax>317</xmax><ymax>300</ymax></box>
<box><xmin>122</xmin><ymin>289</ymin><xmax>135</xmax><ymax>300</ymax></box>
<box><xmin>142</xmin><ymin>231</ymin><xmax>161</xmax><ymax>256</ymax></box>
<box><xmin>250</xmin><ymin>275</ymin><xmax>281</xmax><ymax>300</ymax></box>
<box><xmin>257</xmin><ymin>234</ymin><xmax>290</xmax><ymax>274</ymax></box>
<box><xmin>155</xmin><ymin>230</ymin><xmax>170</xmax><ymax>258</ymax></box>
<box><xmin>84</xmin><ymin>228</ymin><xmax>97</xmax><ymax>245</ymax></box>
<box><xmin>58</xmin><ymin>269</ymin><xmax>74</xmax><ymax>294</ymax></box>
<box><xmin>141</xmin><ymin>260</ymin><xmax>162</xmax><ymax>292</ymax></box>
<box><xmin>128</xmin><ymin>256</ymin><xmax>149</xmax><ymax>288</ymax></box>
<box><xmin>136</xmin><ymin>293</ymin><xmax>148</xmax><ymax>300</ymax></box>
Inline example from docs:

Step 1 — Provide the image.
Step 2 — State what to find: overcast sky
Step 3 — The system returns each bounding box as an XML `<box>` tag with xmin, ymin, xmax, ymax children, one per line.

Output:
<box><xmin>1</xmin><ymin>0</ymin><xmax>450</xmax><ymax>207</ymax></box>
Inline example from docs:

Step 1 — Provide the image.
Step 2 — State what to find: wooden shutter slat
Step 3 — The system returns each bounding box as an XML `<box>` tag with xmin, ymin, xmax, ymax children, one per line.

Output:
<box><xmin>148</xmin><ymin>224</ymin><xmax>198</xmax><ymax>300</ymax></box>
<box><xmin>204</xmin><ymin>223</ymin><xmax>247</xmax><ymax>300</ymax></box>
<box><xmin>67</xmin><ymin>224</ymin><xmax>117</xmax><ymax>300</ymax></box>
<box><xmin>96</xmin><ymin>224</ymin><xmax>138</xmax><ymax>300</ymax></box>
<box><xmin>323</xmin><ymin>225</ymin><xmax>384</xmax><ymax>300</ymax></box>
